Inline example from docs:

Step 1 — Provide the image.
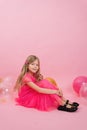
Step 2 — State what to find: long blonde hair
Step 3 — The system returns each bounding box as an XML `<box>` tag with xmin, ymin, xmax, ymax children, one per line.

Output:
<box><xmin>14</xmin><ymin>55</ymin><xmax>40</xmax><ymax>90</ymax></box>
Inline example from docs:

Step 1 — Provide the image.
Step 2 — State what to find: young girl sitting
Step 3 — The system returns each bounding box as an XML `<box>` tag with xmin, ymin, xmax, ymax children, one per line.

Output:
<box><xmin>14</xmin><ymin>55</ymin><xmax>79</xmax><ymax>112</ymax></box>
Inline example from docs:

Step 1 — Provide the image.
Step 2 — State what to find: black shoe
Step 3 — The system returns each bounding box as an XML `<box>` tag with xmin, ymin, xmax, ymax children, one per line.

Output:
<box><xmin>72</xmin><ymin>102</ymin><xmax>79</xmax><ymax>107</ymax></box>
<box><xmin>66</xmin><ymin>100</ymin><xmax>79</xmax><ymax>107</ymax></box>
<box><xmin>57</xmin><ymin>105</ymin><xmax>78</xmax><ymax>112</ymax></box>
<box><xmin>57</xmin><ymin>100</ymin><xmax>78</xmax><ymax>112</ymax></box>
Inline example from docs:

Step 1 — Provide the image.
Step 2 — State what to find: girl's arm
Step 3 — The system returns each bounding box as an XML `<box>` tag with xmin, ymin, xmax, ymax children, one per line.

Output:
<box><xmin>27</xmin><ymin>82</ymin><xmax>59</xmax><ymax>95</ymax></box>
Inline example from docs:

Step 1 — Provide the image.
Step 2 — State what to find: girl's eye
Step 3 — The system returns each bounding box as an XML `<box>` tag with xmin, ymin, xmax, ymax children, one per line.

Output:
<box><xmin>31</xmin><ymin>63</ymin><xmax>35</xmax><ymax>65</ymax></box>
<box><xmin>31</xmin><ymin>63</ymin><xmax>39</xmax><ymax>66</ymax></box>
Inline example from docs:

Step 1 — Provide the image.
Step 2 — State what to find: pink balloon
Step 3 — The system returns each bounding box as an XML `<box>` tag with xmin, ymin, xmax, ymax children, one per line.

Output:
<box><xmin>73</xmin><ymin>76</ymin><xmax>87</xmax><ymax>95</ymax></box>
<box><xmin>79</xmin><ymin>83</ymin><xmax>87</xmax><ymax>99</ymax></box>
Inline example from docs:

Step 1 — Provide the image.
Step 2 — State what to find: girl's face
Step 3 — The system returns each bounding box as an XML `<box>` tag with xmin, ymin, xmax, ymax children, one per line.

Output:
<box><xmin>28</xmin><ymin>59</ymin><xmax>39</xmax><ymax>74</ymax></box>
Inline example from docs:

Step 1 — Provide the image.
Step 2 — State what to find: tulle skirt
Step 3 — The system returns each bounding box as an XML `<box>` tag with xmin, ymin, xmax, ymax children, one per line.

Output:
<box><xmin>16</xmin><ymin>79</ymin><xmax>62</xmax><ymax>111</ymax></box>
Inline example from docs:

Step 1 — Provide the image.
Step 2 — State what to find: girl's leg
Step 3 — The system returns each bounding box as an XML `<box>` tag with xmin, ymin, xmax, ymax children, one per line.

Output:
<box><xmin>54</xmin><ymin>85</ymin><xmax>79</xmax><ymax>107</ymax></box>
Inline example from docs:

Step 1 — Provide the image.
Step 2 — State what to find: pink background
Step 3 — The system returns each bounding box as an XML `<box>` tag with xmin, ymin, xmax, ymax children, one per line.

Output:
<box><xmin>0</xmin><ymin>1</ymin><xmax>87</xmax><ymax>130</ymax></box>
<box><xmin>0</xmin><ymin>0</ymin><xmax>87</xmax><ymax>87</ymax></box>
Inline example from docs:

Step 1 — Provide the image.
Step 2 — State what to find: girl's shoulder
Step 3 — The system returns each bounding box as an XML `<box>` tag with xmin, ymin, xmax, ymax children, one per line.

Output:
<box><xmin>23</xmin><ymin>73</ymin><xmax>36</xmax><ymax>82</ymax></box>
<box><xmin>23</xmin><ymin>73</ymin><xmax>33</xmax><ymax>79</ymax></box>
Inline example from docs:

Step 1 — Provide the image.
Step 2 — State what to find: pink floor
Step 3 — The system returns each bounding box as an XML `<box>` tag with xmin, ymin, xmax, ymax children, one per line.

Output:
<box><xmin>0</xmin><ymin>90</ymin><xmax>87</xmax><ymax>130</ymax></box>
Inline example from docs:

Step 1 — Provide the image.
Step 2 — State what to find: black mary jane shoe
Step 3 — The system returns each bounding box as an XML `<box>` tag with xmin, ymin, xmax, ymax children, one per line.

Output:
<box><xmin>58</xmin><ymin>105</ymin><xmax>78</xmax><ymax>112</ymax></box>
<box><xmin>57</xmin><ymin>101</ymin><xmax>78</xmax><ymax>112</ymax></box>
<box><xmin>66</xmin><ymin>100</ymin><xmax>79</xmax><ymax>107</ymax></box>
<box><xmin>72</xmin><ymin>102</ymin><xmax>79</xmax><ymax>107</ymax></box>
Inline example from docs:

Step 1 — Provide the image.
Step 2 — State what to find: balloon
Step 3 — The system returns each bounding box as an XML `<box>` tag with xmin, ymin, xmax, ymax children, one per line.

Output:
<box><xmin>73</xmin><ymin>76</ymin><xmax>87</xmax><ymax>95</ymax></box>
<box><xmin>3</xmin><ymin>77</ymin><xmax>13</xmax><ymax>88</ymax></box>
<box><xmin>0</xmin><ymin>78</ymin><xmax>3</xmax><ymax>83</ymax></box>
<box><xmin>45</xmin><ymin>77</ymin><xmax>57</xmax><ymax>86</ymax></box>
<box><xmin>79</xmin><ymin>83</ymin><xmax>87</xmax><ymax>99</ymax></box>
<box><xmin>0</xmin><ymin>88</ymin><xmax>3</xmax><ymax>94</ymax></box>
<box><xmin>0</xmin><ymin>76</ymin><xmax>14</xmax><ymax>98</ymax></box>
<box><xmin>0</xmin><ymin>76</ymin><xmax>15</xmax><ymax>103</ymax></box>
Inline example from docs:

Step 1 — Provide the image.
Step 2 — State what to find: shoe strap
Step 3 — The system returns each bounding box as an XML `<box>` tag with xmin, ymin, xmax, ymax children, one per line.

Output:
<box><xmin>65</xmin><ymin>100</ymin><xmax>69</xmax><ymax>106</ymax></box>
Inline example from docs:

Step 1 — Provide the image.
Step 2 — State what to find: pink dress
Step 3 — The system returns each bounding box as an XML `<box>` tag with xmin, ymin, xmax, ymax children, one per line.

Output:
<box><xmin>16</xmin><ymin>73</ymin><xmax>62</xmax><ymax>111</ymax></box>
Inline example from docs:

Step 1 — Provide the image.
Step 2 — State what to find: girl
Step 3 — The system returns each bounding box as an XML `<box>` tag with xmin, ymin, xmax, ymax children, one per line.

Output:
<box><xmin>14</xmin><ymin>55</ymin><xmax>79</xmax><ymax>112</ymax></box>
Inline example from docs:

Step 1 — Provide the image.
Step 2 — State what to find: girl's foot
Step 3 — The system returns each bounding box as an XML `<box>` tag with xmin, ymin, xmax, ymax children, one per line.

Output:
<box><xmin>57</xmin><ymin>100</ymin><xmax>78</xmax><ymax>112</ymax></box>
<box><xmin>61</xmin><ymin>97</ymin><xmax>79</xmax><ymax>107</ymax></box>
<box><xmin>66</xmin><ymin>100</ymin><xmax>79</xmax><ymax>107</ymax></box>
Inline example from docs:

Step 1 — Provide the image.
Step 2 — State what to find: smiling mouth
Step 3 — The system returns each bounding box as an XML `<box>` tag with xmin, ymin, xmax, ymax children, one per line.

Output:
<box><xmin>33</xmin><ymin>69</ymin><xmax>37</xmax><ymax>71</ymax></box>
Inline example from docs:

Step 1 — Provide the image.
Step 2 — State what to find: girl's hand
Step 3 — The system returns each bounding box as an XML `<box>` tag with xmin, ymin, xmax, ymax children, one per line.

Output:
<box><xmin>38</xmin><ymin>74</ymin><xmax>43</xmax><ymax>81</ymax></box>
<box><xmin>59</xmin><ymin>89</ymin><xmax>63</xmax><ymax>97</ymax></box>
<box><xmin>56</xmin><ymin>90</ymin><xmax>63</xmax><ymax>97</ymax></box>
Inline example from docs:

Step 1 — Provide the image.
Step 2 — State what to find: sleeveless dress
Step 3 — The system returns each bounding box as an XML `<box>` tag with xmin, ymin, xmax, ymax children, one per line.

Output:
<box><xmin>16</xmin><ymin>73</ymin><xmax>62</xmax><ymax>111</ymax></box>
